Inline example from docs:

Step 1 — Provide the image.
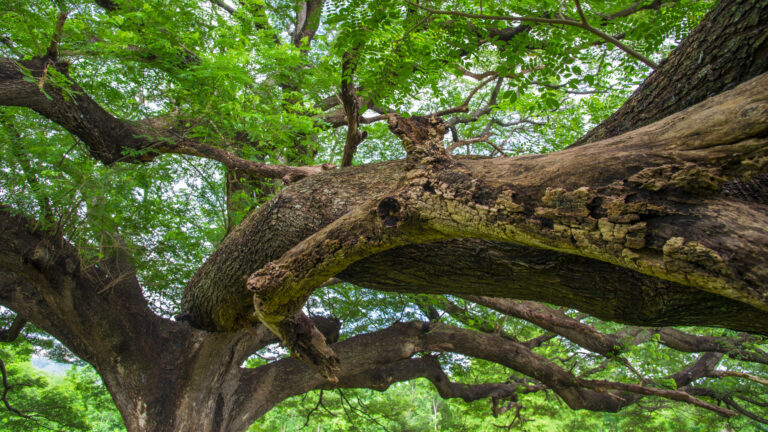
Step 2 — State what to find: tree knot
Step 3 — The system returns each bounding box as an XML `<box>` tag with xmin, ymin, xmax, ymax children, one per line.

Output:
<box><xmin>377</xmin><ymin>196</ymin><xmax>402</xmax><ymax>228</ymax></box>
<box><xmin>387</xmin><ymin>114</ymin><xmax>451</xmax><ymax>166</ymax></box>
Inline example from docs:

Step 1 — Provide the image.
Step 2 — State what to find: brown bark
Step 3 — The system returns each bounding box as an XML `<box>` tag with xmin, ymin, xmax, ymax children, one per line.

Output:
<box><xmin>0</xmin><ymin>57</ymin><xmax>331</xmax><ymax>182</ymax></box>
<box><xmin>0</xmin><ymin>208</ymin><xmax>351</xmax><ymax>431</ymax></box>
<box><xmin>2</xmin><ymin>1</ymin><xmax>768</xmax><ymax>430</ymax></box>
<box><xmin>183</xmin><ymin>72</ymin><xmax>768</xmax><ymax>337</ymax></box>
<box><xmin>461</xmin><ymin>296</ymin><xmax>768</xmax><ymax>365</ymax></box>
<box><xmin>572</xmin><ymin>0</ymin><xmax>768</xmax><ymax>146</ymax></box>
<box><xmin>5</xmin><ymin>205</ymin><xmax>750</xmax><ymax>430</ymax></box>
<box><xmin>340</xmin><ymin>49</ymin><xmax>366</xmax><ymax>167</ymax></box>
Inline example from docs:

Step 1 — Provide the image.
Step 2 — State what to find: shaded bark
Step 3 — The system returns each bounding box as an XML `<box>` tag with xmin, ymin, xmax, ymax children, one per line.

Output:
<box><xmin>183</xmin><ymin>72</ymin><xmax>768</xmax><ymax>336</ymax></box>
<box><xmin>572</xmin><ymin>0</ymin><xmax>768</xmax><ymax>146</ymax></box>
<box><xmin>0</xmin><ymin>208</ymin><xmax>351</xmax><ymax>431</ymax></box>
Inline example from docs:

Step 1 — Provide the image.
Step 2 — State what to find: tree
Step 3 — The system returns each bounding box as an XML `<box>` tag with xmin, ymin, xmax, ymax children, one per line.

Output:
<box><xmin>1</xmin><ymin>0</ymin><xmax>767</xmax><ymax>430</ymax></box>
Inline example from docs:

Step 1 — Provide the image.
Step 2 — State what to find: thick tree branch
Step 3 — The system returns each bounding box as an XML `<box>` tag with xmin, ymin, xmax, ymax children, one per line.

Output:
<box><xmin>340</xmin><ymin>49</ymin><xmax>365</xmax><ymax>167</ymax></box>
<box><xmin>465</xmin><ymin>296</ymin><xmax>768</xmax><ymax>366</ymax></box>
<box><xmin>0</xmin><ymin>315</ymin><xmax>26</xmax><ymax>342</ymax></box>
<box><xmin>241</xmin><ymin>321</ymin><xmax>735</xmax><ymax>425</ymax></box>
<box><xmin>185</xmin><ymin>73</ymin><xmax>768</xmax><ymax>337</ymax></box>
<box><xmin>249</xmin><ymin>74</ymin><xmax>768</xmax><ymax>372</ymax></box>
<box><xmin>573</xmin><ymin>0</ymin><xmax>768</xmax><ymax>146</ymax></box>
<box><xmin>463</xmin><ymin>296</ymin><xmax>623</xmax><ymax>356</ymax></box>
<box><xmin>332</xmin><ymin>356</ymin><xmax>521</xmax><ymax>402</ymax></box>
<box><xmin>0</xmin><ymin>57</ymin><xmax>332</xmax><ymax>182</ymax></box>
<box><xmin>292</xmin><ymin>0</ymin><xmax>324</xmax><ymax>48</ymax></box>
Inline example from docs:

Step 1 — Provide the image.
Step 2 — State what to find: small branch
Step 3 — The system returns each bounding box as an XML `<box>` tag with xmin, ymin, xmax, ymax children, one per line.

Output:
<box><xmin>340</xmin><ymin>48</ymin><xmax>365</xmax><ymax>167</ymax></box>
<box><xmin>404</xmin><ymin>1</ymin><xmax>658</xmax><ymax>69</ymax></box>
<box><xmin>447</xmin><ymin>77</ymin><xmax>504</xmax><ymax>127</ymax></box>
<box><xmin>574</xmin><ymin>0</ymin><xmax>588</xmax><ymax>25</ymax></box>
<box><xmin>447</xmin><ymin>133</ymin><xmax>494</xmax><ymax>152</ymax></box>
<box><xmin>453</xmin><ymin>65</ymin><xmax>498</xmax><ymax>81</ymax></box>
<box><xmin>685</xmin><ymin>387</ymin><xmax>768</xmax><ymax>425</ymax></box>
<box><xmin>600</xmin><ymin>0</ymin><xmax>674</xmax><ymax>21</ymax></box>
<box><xmin>579</xmin><ymin>379</ymin><xmax>736</xmax><ymax>417</ymax></box>
<box><xmin>210</xmin><ymin>0</ymin><xmax>236</xmax><ymax>15</ymax></box>
<box><xmin>710</xmin><ymin>370</ymin><xmax>768</xmax><ymax>386</ymax></box>
<box><xmin>433</xmin><ymin>75</ymin><xmax>497</xmax><ymax>117</ymax></box>
<box><xmin>521</xmin><ymin>332</ymin><xmax>556</xmax><ymax>349</ymax></box>
<box><xmin>167</xmin><ymin>139</ymin><xmax>335</xmax><ymax>183</ymax></box>
<box><xmin>0</xmin><ymin>357</ymin><xmax>33</xmax><ymax>419</ymax></box>
<box><xmin>46</xmin><ymin>11</ymin><xmax>69</xmax><ymax>60</ymax></box>
<box><xmin>0</xmin><ymin>315</ymin><xmax>26</xmax><ymax>342</ymax></box>
<box><xmin>0</xmin><ymin>37</ymin><xmax>22</xmax><ymax>59</ymax></box>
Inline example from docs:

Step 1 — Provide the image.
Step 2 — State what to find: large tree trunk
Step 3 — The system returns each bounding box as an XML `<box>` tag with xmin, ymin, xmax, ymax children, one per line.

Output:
<box><xmin>0</xmin><ymin>209</ymin><xmax>350</xmax><ymax>431</ymax></box>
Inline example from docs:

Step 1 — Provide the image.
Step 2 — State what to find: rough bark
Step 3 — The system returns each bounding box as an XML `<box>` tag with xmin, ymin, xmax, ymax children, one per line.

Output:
<box><xmin>8</xmin><ymin>206</ymin><xmax>736</xmax><ymax>431</ymax></box>
<box><xmin>0</xmin><ymin>208</ymin><xmax>349</xmax><ymax>431</ymax></box>
<box><xmin>183</xmin><ymin>72</ymin><xmax>768</xmax><ymax>338</ymax></box>
<box><xmin>572</xmin><ymin>0</ymin><xmax>768</xmax><ymax>146</ymax></box>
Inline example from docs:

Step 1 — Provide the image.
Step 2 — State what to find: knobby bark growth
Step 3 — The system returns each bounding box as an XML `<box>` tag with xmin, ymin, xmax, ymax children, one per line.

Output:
<box><xmin>1</xmin><ymin>0</ymin><xmax>768</xmax><ymax>431</ymax></box>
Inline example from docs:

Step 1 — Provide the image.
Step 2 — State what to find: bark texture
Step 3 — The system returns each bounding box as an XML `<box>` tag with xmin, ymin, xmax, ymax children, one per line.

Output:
<box><xmin>572</xmin><ymin>0</ymin><xmax>768</xmax><ymax>146</ymax></box>
<box><xmin>183</xmin><ymin>73</ymin><xmax>768</xmax><ymax>338</ymax></box>
<box><xmin>2</xmin><ymin>1</ymin><xmax>768</xmax><ymax>430</ymax></box>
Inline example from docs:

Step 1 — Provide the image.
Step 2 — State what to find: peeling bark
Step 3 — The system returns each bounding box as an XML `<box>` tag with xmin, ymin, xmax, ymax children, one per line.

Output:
<box><xmin>184</xmin><ymin>73</ymin><xmax>768</xmax><ymax>338</ymax></box>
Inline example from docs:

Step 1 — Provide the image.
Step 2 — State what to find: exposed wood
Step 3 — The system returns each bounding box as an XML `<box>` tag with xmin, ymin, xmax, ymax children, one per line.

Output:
<box><xmin>184</xmin><ymin>73</ymin><xmax>768</xmax><ymax>336</ymax></box>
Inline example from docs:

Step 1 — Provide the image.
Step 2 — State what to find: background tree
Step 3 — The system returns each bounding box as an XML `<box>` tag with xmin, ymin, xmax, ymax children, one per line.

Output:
<box><xmin>1</xmin><ymin>0</ymin><xmax>767</xmax><ymax>431</ymax></box>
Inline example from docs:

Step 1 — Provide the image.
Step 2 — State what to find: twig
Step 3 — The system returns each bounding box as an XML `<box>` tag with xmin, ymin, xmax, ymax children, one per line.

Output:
<box><xmin>447</xmin><ymin>133</ymin><xmax>494</xmax><ymax>152</ymax></box>
<box><xmin>210</xmin><ymin>0</ymin><xmax>235</xmax><ymax>15</ymax></box>
<box><xmin>434</xmin><ymin>74</ymin><xmax>498</xmax><ymax>116</ymax></box>
<box><xmin>0</xmin><ymin>358</ymin><xmax>34</xmax><ymax>419</ymax></box>
<box><xmin>46</xmin><ymin>11</ymin><xmax>69</xmax><ymax>59</ymax></box>
<box><xmin>404</xmin><ymin>0</ymin><xmax>658</xmax><ymax>69</ymax></box>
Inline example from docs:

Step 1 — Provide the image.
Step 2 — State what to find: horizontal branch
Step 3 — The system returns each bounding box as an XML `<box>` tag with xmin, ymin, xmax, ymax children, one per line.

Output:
<box><xmin>184</xmin><ymin>73</ymin><xmax>768</xmax><ymax>337</ymax></box>
<box><xmin>245</xmin><ymin>321</ymin><xmax>736</xmax><ymax>423</ymax></box>
<box><xmin>578</xmin><ymin>378</ymin><xmax>735</xmax><ymax>416</ymax></box>
<box><xmin>0</xmin><ymin>57</ymin><xmax>332</xmax><ymax>182</ymax></box>
<box><xmin>331</xmin><ymin>356</ymin><xmax>521</xmax><ymax>402</ymax></box>
<box><xmin>463</xmin><ymin>297</ymin><xmax>768</xmax><ymax>366</ymax></box>
<box><xmin>709</xmin><ymin>370</ymin><xmax>768</xmax><ymax>386</ymax></box>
